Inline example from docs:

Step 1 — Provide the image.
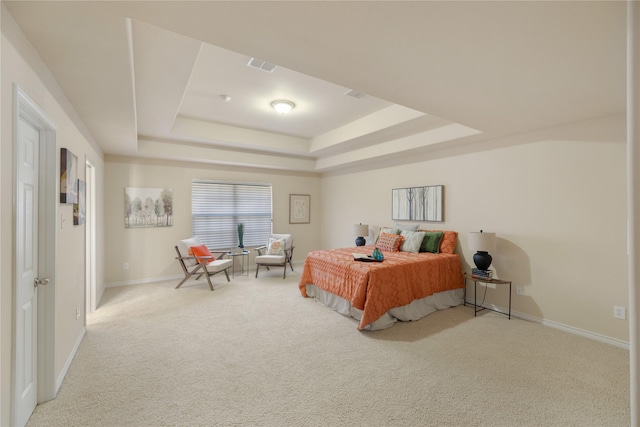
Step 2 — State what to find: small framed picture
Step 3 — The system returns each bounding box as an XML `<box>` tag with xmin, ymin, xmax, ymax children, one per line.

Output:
<box><xmin>73</xmin><ymin>179</ymin><xmax>85</xmax><ymax>225</ymax></box>
<box><xmin>60</xmin><ymin>148</ymin><xmax>78</xmax><ymax>204</ymax></box>
<box><xmin>289</xmin><ymin>194</ymin><xmax>310</xmax><ymax>224</ymax></box>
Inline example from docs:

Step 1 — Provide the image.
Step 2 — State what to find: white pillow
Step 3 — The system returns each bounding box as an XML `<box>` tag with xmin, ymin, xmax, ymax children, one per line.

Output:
<box><xmin>179</xmin><ymin>237</ymin><xmax>203</xmax><ymax>267</ymax></box>
<box><xmin>267</xmin><ymin>238</ymin><xmax>285</xmax><ymax>256</ymax></box>
<box><xmin>400</xmin><ymin>230</ymin><xmax>426</xmax><ymax>253</ymax></box>
<box><xmin>395</xmin><ymin>222</ymin><xmax>419</xmax><ymax>231</ymax></box>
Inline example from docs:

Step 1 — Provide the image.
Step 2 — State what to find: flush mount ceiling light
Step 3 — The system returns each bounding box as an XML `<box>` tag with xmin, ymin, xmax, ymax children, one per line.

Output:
<box><xmin>219</xmin><ymin>95</ymin><xmax>231</xmax><ymax>102</ymax></box>
<box><xmin>271</xmin><ymin>99</ymin><xmax>295</xmax><ymax>115</ymax></box>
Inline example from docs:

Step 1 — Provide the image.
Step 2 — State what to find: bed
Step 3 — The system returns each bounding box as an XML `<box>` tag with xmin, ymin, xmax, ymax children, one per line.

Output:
<box><xmin>298</xmin><ymin>230</ymin><xmax>465</xmax><ymax>330</ymax></box>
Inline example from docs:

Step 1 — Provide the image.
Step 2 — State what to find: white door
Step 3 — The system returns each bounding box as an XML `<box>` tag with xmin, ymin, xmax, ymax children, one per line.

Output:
<box><xmin>14</xmin><ymin>117</ymin><xmax>41</xmax><ymax>426</ymax></box>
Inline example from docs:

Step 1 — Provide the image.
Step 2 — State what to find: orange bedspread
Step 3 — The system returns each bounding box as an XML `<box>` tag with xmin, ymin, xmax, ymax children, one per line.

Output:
<box><xmin>298</xmin><ymin>245</ymin><xmax>464</xmax><ymax>330</ymax></box>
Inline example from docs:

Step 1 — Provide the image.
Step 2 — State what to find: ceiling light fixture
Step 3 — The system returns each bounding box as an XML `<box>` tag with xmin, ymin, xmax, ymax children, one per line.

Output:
<box><xmin>219</xmin><ymin>95</ymin><xmax>231</xmax><ymax>102</ymax></box>
<box><xmin>271</xmin><ymin>99</ymin><xmax>295</xmax><ymax>115</ymax></box>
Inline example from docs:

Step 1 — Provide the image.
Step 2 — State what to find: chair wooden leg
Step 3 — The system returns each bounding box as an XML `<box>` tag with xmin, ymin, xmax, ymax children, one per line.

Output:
<box><xmin>196</xmin><ymin>260</ymin><xmax>214</xmax><ymax>291</ymax></box>
<box><xmin>176</xmin><ymin>262</ymin><xmax>206</xmax><ymax>289</ymax></box>
<box><xmin>224</xmin><ymin>268</ymin><xmax>230</xmax><ymax>282</ymax></box>
<box><xmin>283</xmin><ymin>264</ymin><xmax>286</xmax><ymax>279</ymax></box>
<box><xmin>255</xmin><ymin>264</ymin><xmax>260</xmax><ymax>278</ymax></box>
<box><xmin>204</xmin><ymin>272</ymin><xmax>214</xmax><ymax>291</ymax></box>
<box><xmin>175</xmin><ymin>275</ymin><xmax>190</xmax><ymax>289</ymax></box>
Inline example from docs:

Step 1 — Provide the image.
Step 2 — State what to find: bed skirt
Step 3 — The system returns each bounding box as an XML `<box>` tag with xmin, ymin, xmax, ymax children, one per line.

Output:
<box><xmin>304</xmin><ymin>285</ymin><xmax>464</xmax><ymax>331</ymax></box>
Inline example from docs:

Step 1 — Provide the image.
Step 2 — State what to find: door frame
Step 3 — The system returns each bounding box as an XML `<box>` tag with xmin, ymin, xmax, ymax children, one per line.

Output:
<box><xmin>85</xmin><ymin>160</ymin><xmax>96</xmax><ymax>314</ymax></box>
<box><xmin>12</xmin><ymin>85</ymin><xmax>57</xmax><ymax>424</ymax></box>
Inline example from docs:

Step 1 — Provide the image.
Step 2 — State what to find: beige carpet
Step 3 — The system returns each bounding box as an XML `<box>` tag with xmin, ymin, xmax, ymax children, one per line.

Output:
<box><xmin>27</xmin><ymin>270</ymin><xmax>630</xmax><ymax>426</ymax></box>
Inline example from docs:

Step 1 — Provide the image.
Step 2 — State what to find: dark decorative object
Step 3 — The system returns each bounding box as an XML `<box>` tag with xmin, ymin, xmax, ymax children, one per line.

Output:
<box><xmin>468</xmin><ymin>230</ymin><xmax>496</xmax><ymax>271</ymax></box>
<box><xmin>354</xmin><ymin>224</ymin><xmax>368</xmax><ymax>246</ymax></box>
<box><xmin>237</xmin><ymin>223</ymin><xmax>244</xmax><ymax>248</ymax></box>
<box><xmin>473</xmin><ymin>252</ymin><xmax>492</xmax><ymax>271</ymax></box>
<box><xmin>371</xmin><ymin>247</ymin><xmax>384</xmax><ymax>261</ymax></box>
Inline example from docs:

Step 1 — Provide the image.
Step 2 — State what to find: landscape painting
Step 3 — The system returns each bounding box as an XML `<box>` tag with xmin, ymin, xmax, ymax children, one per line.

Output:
<box><xmin>124</xmin><ymin>187</ymin><xmax>173</xmax><ymax>228</ymax></box>
<box><xmin>392</xmin><ymin>185</ymin><xmax>443</xmax><ymax>222</ymax></box>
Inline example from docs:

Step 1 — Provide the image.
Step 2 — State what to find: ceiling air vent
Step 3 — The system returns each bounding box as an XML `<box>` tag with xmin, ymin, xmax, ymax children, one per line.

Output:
<box><xmin>344</xmin><ymin>89</ymin><xmax>366</xmax><ymax>99</ymax></box>
<box><xmin>247</xmin><ymin>58</ymin><xmax>277</xmax><ymax>73</ymax></box>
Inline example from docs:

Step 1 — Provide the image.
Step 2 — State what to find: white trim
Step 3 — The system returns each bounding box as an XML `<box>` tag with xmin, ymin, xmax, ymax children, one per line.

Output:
<box><xmin>56</xmin><ymin>328</ymin><xmax>86</xmax><ymax>393</ymax></box>
<box><xmin>85</xmin><ymin>160</ymin><xmax>97</xmax><ymax>313</ymax></box>
<box><xmin>465</xmin><ymin>299</ymin><xmax>629</xmax><ymax>350</ymax></box>
<box><xmin>103</xmin><ymin>260</ymin><xmax>304</xmax><ymax>288</ymax></box>
<box><xmin>628</xmin><ymin>1</ymin><xmax>640</xmax><ymax>423</ymax></box>
<box><xmin>105</xmin><ymin>275</ymin><xmax>183</xmax><ymax>288</ymax></box>
<box><xmin>515</xmin><ymin>309</ymin><xmax>629</xmax><ymax>350</ymax></box>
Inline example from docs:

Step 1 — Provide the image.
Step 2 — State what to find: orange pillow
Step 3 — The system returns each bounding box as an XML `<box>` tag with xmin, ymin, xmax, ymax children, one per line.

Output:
<box><xmin>376</xmin><ymin>232</ymin><xmax>404</xmax><ymax>252</ymax></box>
<box><xmin>419</xmin><ymin>230</ymin><xmax>458</xmax><ymax>254</ymax></box>
<box><xmin>189</xmin><ymin>244</ymin><xmax>213</xmax><ymax>264</ymax></box>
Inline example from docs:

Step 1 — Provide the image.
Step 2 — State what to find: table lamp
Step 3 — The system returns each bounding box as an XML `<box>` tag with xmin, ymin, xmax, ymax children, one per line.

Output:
<box><xmin>468</xmin><ymin>230</ymin><xmax>496</xmax><ymax>271</ymax></box>
<box><xmin>354</xmin><ymin>224</ymin><xmax>369</xmax><ymax>246</ymax></box>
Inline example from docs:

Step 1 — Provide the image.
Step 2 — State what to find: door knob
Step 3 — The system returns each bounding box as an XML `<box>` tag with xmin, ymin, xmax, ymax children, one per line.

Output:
<box><xmin>33</xmin><ymin>277</ymin><xmax>50</xmax><ymax>287</ymax></box>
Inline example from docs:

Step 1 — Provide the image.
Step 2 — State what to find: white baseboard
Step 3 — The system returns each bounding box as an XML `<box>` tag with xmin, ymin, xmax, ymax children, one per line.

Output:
<box><xmin>105</xmin><ymin>274</ymin><xmax>182</xmax><ymax>288</ymax></box>
<box><xmin>105</xmin><ymin>260</ymin><xmax>305</xmax><ymax>288</ymax></box>
<box><xmin>56</xmin><ymin>327</ymin><xmax>86</xmax><ymax>393</ymax></box>
<box><xmin>465</xmin><ymin>299</ymin><xmax>629</xmax><ymax>350</ymax></box>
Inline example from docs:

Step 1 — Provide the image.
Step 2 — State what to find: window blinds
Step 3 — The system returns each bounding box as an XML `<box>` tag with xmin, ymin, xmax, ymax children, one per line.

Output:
<box><xmin>192</xmin><ymin>180</ymin><xmax>272</xmax><ymax>250</ymax></box>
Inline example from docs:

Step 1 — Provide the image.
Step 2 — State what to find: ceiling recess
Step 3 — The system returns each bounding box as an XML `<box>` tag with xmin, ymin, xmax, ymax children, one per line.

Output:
<box><xmin>344</xmin><ymin>89</ymin><xmax>366</xmax><ymax>99</ymax></box>
<box><xmin>247</xmin><ymin>58</ymin><xmax>277</xmax><ymax>73</ymax></box>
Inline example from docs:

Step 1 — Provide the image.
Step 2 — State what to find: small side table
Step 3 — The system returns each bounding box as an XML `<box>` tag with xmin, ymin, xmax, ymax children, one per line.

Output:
<box><xmin>226</xmin><ymin>250</ymin><xmax>250</xmax><ymax>277</ymax></box>
<box><xmin>463</xmin><ymin>273</ymin><xmax>512</xmax><ymax>319</ymax></box>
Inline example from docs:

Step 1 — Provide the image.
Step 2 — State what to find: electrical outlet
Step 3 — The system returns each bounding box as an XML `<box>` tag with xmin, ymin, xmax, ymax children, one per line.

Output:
<box><xmin>76</xmin><ymin>307</ymin><xmax>80</xmax><ymax>320</ymax></box>
<box><xmin>516</xmin><ymin>286</ymin><xmax>524</xmax><ymax>295</ymax></box>
<box><xmin>123</xmin><ymin>262</ymin><xmax>129</xmax><ymax>270</ymax></box>
<box><xmin>614</xmin><ymin>305</ymin><xmax>626</xmax><ymax>320</ymax></box>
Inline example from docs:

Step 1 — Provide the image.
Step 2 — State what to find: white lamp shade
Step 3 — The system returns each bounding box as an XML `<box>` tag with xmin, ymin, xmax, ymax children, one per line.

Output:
<box><xmin>468</xmin><ymin>231</ymin><xmax>496</xmax><ymax>252</ymax></box>
<box><xmin>354</xmin><ymin>224</ymin><xmax>369</xmax><ymax>237</ymax></box>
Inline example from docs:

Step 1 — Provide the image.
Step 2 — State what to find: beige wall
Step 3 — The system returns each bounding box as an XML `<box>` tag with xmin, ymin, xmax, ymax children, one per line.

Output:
<box><xmin>103</xmin><ymin>115</ymin><xmax>628</xmax><ymax>344</ymax></box>
<box><xmin>0</xmin><ymin>2</ymin><xmax>629</xmax><ymax>423</ymax></box>
<box><xmin>1</xmin><ymin>6</ymin><xmax>105</xmax><ymax>425</ymax></box>
<box><xmin>104</xmin><ymin>158</ymin><xmax>321</xmax><ymax>285</ymax></box>
<box><xmin>321</xmin><ymin>115</ymin><xmax>628</xmax><ymax>342</ymax></box>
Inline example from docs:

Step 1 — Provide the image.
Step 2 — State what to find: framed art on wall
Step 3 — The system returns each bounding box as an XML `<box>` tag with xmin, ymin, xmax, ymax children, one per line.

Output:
<box><xmin>73</xmin><ymin>179</ymin><xmax>85</xmax><ymax>225</ymax></box>
<box><xmin>124</xmin><ymin>187</ymin><xmax>173</xmax><ymax>228</ymax></box>
<box><xmin>289</xmin><ymin>194</ymin><xmax>310</xmax><ymax>224</ymax></box>
<box><xmin>60</xmin><ymin>148</ymin><xmax>78</xmax><ymax>204</ymax></box>
<box><xmin>392</xmin><ymin>185</ymin><xmax>444</xmax><ymax>222</ymax></box>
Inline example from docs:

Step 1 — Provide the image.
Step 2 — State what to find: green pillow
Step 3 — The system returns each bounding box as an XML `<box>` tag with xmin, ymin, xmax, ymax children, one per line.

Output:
<box><xmin>420</xmin><ymin>231</ymin><xmax>444</xmax><ymax>253</ymax></box>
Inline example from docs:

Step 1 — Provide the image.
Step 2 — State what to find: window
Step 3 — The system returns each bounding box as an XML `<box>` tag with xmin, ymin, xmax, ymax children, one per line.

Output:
<box><xmin>192</xmin><ymin>180</ymin><xmax>272</xmax><ymax>250</ymax></box>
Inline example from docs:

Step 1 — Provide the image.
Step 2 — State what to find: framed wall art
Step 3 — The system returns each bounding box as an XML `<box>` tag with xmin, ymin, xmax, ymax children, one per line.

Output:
<box><xmin>392</xmin><ymin>185</ymin><xmax>443</xmax><ymax>222</ymax></box>
<box><xmin>60</xmin><ymin>148</ymin><xmax>78</xmax><ymax>204</ymax></box>
<box><xmin>124</xmin><ymin>187</ymin><xmax>173</xmax><ymax>228</ymax></box>
<box><xmin>73</xmin><ymin>179</ymin><xmax>85</xmax><ymax>225</ymax></box>
<box><xmin>289</xmin><ymin>194</ymin><xmax>310</xmax><ymax>224</ymax></box>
